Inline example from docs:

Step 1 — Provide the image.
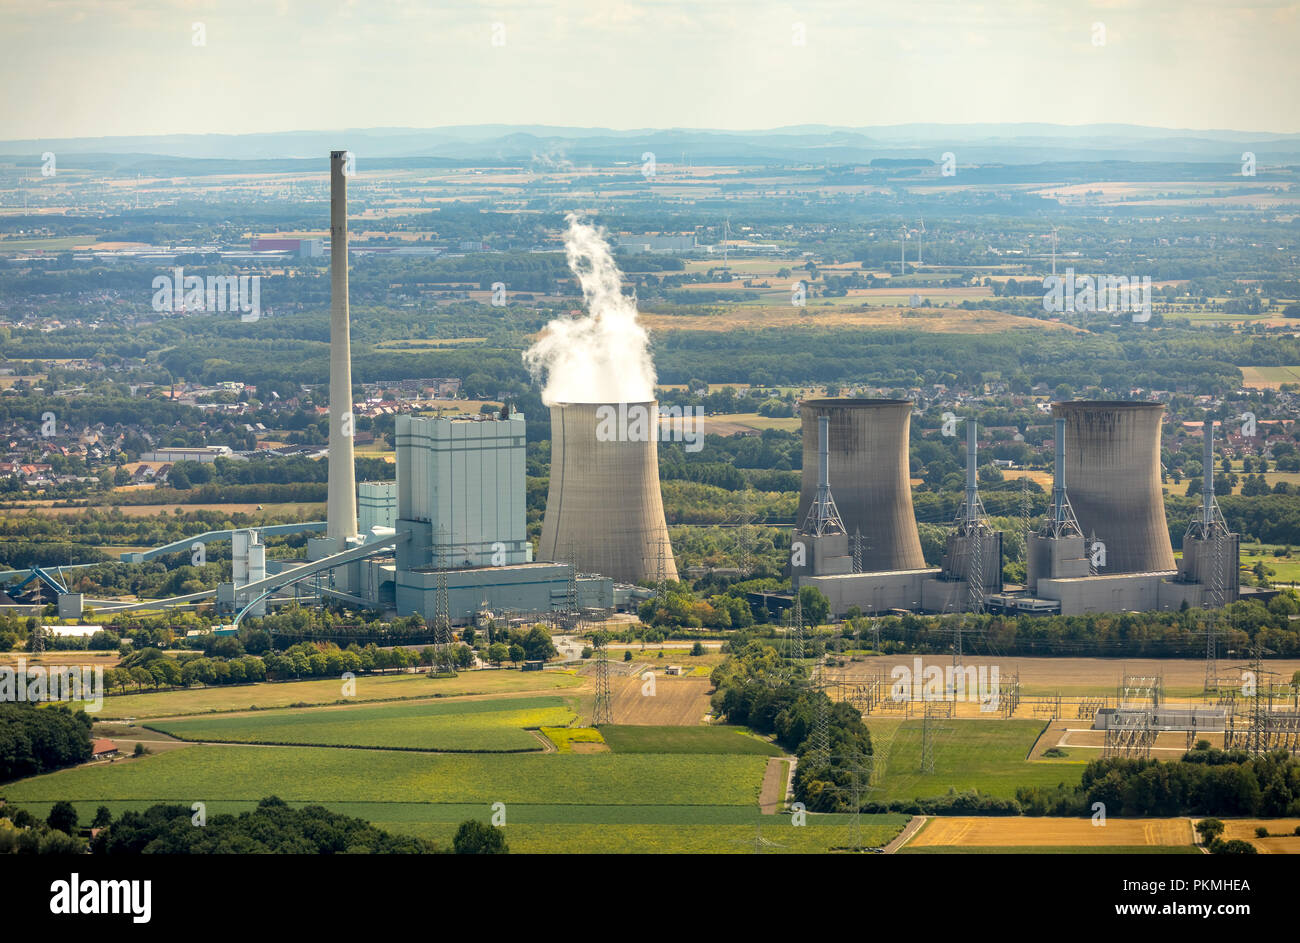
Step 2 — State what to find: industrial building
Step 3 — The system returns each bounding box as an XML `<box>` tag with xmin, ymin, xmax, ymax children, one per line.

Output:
<box><xmin>1021</xmin><ymin>405</ymin><xmax>1240</xmax><ymax>615</ymax></box>
<box><xmin>793</xmin><ymin>397</ymin><xmax>1239</xmax><ymax>619</ymax></box>
<box><xmin>339</xmin><ymin>412</ymin><xmax>613</xmax><ymax>624</ymax></box>
<box><xmin>219</xmin><ymin>152</ymin><xmax>611</xmax><ymax>626</ymax></box>
<box><xmin>796</xmin><ymin>399</ymin><xmax>926</xmax><ymax>572</ymax></box>
<box><xmin>357</xmin><ymin>481</ymin><xmax>397</xmax><ymax>534</ymax></box>
<box><xmin>796</xmin><ymin>402</ymin><xmax>1002</xmax><ymax>616</ymax></box>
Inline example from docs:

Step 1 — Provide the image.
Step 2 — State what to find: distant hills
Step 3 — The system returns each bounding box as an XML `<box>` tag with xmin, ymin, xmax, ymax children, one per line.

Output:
<box><xmin>3</xmin><ymin>124</ymin><xmax>1299</xmax><ymax>171</ymax></box>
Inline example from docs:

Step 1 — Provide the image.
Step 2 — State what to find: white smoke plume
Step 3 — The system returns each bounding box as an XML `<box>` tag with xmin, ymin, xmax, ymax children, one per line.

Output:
<box><xmin>523</xmin><ymin>214</ymin><xmax>657</xmax><ymax>404</ymax></box>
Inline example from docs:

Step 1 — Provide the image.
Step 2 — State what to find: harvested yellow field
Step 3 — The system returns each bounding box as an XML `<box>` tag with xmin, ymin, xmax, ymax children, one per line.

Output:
<box><xmin>638</xmin><ymin>305</ymin><xmax>1083</xmax><ymax>335</ymax></box>
<box><xmin>910</xmin><ymin>816</ymin><xmax>1193</xmax><ymax>848</ymax></box>
<box><xmin>1001</xmin><ymin>468</ymin><xmax>1054</xmax><ymax>489</ymax></box>
<box><xmin>1220</xmin><ymin>819</ymin><xmax>1300</xmax><ymax>854</ymax></box>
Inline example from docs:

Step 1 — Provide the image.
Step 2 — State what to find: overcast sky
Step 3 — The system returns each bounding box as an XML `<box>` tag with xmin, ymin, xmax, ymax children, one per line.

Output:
<box><xmin>3</xmin><ymin>0</ymin><xmax>1297</xmax><ymax>139</ymax></box>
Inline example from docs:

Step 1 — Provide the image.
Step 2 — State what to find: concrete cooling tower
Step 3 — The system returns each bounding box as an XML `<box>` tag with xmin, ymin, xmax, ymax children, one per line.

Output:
<box><xmin>540</xmin><ymin>401</ymin><xmax>678</xmax><ymax>584</ymax></box>
<box><xmin>796</xmin><ymin>399</ymin><xmax>925</xmax><ymax>572</ymax></box>
<box><xmin>1055</xmin><ymin>401</ymin><xmax>1175</xmax><ymax>574</ymax></box>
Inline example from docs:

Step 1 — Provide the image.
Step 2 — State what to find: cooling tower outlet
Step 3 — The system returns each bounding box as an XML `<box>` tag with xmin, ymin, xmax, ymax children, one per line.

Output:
<box><xmin>540</xmin><ymin>402</ymin><xmax>678</xmax><ymax>584</ymax></box>
<box><xmin>1054</xmin><ymin>401</ymin><xmax>1175</xmax><ymax>574</ymax></box>
<box><xmin>797</xmin><ymin>399</ymin><xmax>925</xmax><ymax>572</ymax></box>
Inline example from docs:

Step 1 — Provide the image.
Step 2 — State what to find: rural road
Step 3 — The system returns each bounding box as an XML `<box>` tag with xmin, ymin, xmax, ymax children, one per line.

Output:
<box><xmin>883</xmin><ymin>815</ymin><xmax>928</xmax><ymax>853</ymax></box>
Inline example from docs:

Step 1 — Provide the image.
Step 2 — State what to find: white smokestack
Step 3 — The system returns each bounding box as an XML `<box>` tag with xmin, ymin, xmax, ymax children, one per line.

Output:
<box><xmin>327</xmin><ymin>150</ymin><xmax>357</xmax><ymax>541</ymax></box>
<box><xmin>523</xmin><ymin>215</ymin><xmax>656</xmax><ymax>404</ymax></box>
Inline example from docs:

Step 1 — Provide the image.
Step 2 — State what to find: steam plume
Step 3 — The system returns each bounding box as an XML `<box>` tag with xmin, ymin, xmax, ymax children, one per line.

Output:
<box><xmin>523</xmin><ymin>214</ymin><xmax>656</xmax><ymax>404</ymax></box>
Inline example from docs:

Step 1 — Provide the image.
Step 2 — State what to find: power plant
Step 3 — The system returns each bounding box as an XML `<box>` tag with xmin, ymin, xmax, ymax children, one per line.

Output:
<box><xmin>1012</xmin><ymin>406</ymin><xmax>1239</xmax><ymax>615</ymax></box>
<box><xmin>1056</xmin><ymin>401</ymin><xmax>1175</xmax><ymax>574</ymax></box>
<box><xmin>794</xmin><ymin>398</ymin><xmax>1240</xmax><ymax>619</ymax></box>
<box><xmin>796</xmin><ymin>399</ymin><xmax>926</xmax><ymax>571</ymax></box>
<box><xmin>539</xmin><ymin>401</ymin><xmax>678</xmax><ymax>585</ymax></box>
<box><xmin>31</xmin><ymin>160</ymin><xmax>1244</xmax><ymax>628</ymax></box>
<box><xmin>797</xmin><ymin>404</ymin><xmax>1002</xmax><ymax>616</ymax></box>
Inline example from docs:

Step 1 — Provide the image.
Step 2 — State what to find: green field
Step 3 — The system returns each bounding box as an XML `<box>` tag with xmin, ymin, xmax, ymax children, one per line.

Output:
<box><xmin>541</xmin><ymin>726</ymin><xmax>605</xmax><ymax>752</ymax></box>
<box><xmin>599</xmin><ymin>725</ymin><xmax>783</xmax><ymax>755</ymax></box>
<box><xmin>866</xmin><ymin>719</ymin><xmax>1086</xmax><ymax>804</ymax></box>
<box><xmin>1239</xmin><ymin>543</ymin><xmax>1300</xmax><ymax>585</ymax></box>
<box><xmin>94</xmin><ymin>669</ymin><xmax>584</xmax><ymax>720</ymax></box>
<box><xmin>6</xmin><ymin>797</ymin><xmax>908</xmax><ymax>853</ymax></box>
<box><xmin>4</xmin><ymin>745</ymin><xmax>768</xmax><ymax>807</ymax></box>
<box><xmin>148</xmin><ymin>696</ymin><xmax>576</xmax><ymax>752</ymax></box>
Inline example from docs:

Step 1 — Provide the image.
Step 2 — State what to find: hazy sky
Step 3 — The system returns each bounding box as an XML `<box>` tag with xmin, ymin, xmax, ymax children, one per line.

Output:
<box><xmin>3</xmin><ymin>0</ymin><xmax>1297</xmax><ymax>139</ymax></box>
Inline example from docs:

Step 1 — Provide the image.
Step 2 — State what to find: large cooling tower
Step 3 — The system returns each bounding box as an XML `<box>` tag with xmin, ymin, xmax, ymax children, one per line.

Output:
<box><xmin>1055</xmin><ymin>401</ymin><xmax>1175</xmax><ymax>574</ymax></box>
<box><xmin>540</xmin><ymin>402</ymin><xmax>679</xmax><ymax>584</ymax></box>
<box><xmin>797</xmin><ymin>399</ymin><xmax>926</xmax><ymax>572</ymax></box>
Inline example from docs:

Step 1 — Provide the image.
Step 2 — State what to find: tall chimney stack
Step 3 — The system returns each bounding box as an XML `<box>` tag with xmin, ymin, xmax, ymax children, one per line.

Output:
<box><xmin>965</xmin><ymin>419</ymin><xmax>979</xmax><ymax>526</ymax></box>
<box><xmin>1203</xmin><ymin>419</ymin><xmax>1216</xmax><ymax>528</ymax></box>
<box><xmin>327</xmin><ymin>151</ymin><xmax>357</xmax><ymax>541</ymax></box>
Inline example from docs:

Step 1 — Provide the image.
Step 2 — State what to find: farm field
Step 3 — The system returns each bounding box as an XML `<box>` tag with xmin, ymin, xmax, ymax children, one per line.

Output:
<box><xmin>0</xmin><ymin>742</ymin><xmax>853</xmax><ymax>851</ymax></box>
<box><xmin>1219</xmin><ymin>818</ymin><xmax>1300</xmax><ymax>854</ymax></box>
<box><xmin>1240</xmin><ymin>365</ymin><xmax>1300</xmax><ymax>389</ymax></box>
<box><xmin>902</xmin><ymin>844</ymin><xmax>1199</xmax><ymax>854</ymax></box>
<box><xmin>834</xmin><ymin>655</ymin><xmax>1300</xmax><ymax>698</ymax></box>
<box><xmin>903</xmin><ymin>815</ymin><xmax>1196</xmax><ymax>851</ymax></box>
<box><xmin>93</xmin><ymin>668</ymin><xmax>585</xmax><ymax>719</ymax></box>
<box><xmin>4</xmin><ymin>745</ymin><xmax>769</xmax><ymax>807</ymax></box>
<box><xmin>608</xmin><ymin>674</ymin><xmax>712</xmax><ymax>725</ymax></box>
<box><xmin>542</xmin><ymin>726</ymin><xmax>606</xmax><ymax>752</ymax></box>
<box><xmin>864</xmin><ymin>718</ymin><xmax>1086</xmax><ymax>804</ymax></box>
<box><xmin>638</xmin><ymin>305</ymin><xmax>1082</xmax><ymax>335</ymax></box>
<box><xmin>699</xmin><ymin>411</ymin><xmax>801</xmax><ymax>434</ymax></box>
<box><xmin>148</xmin><ymin>695</ymin><xmax>577</xmax><ymax>752</ymax></box>
<box><xmin>598</xmin><ymin>725</ymin><xmax>783</xmax><ymax>755</ymax></box>
<box><xmin>388</xmin><ymin>821</ymin><xmax>903</xmax><ymax>853</ymax></box>
<box><xmin>6</xmin><ymin>794</ymin><xmax>908</xmax><ymax>853</ymax></box>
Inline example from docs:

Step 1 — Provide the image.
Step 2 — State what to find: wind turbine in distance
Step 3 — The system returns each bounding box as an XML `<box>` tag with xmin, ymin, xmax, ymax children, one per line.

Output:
<box><xmin>1050</xmin><ymin>226</ymin><xmax>1059</xmax><ymax>276</ymax></box>
<box><xmin>916</xmin><ymin>217</ymin><xmax>925</xmax><ymax>265</ymax></box>
<box><xmin>899</xmin><ymin>224</ymin><xmax>909</xmax><ymax>276</ymax></box>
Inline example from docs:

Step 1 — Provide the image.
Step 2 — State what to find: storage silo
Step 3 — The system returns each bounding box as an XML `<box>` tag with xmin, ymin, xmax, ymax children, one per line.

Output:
<box><xmin>1054</xmin><ymin>401</ymin><xmax>1175</xmax><ymax>574</ymax></box>
<box><xmin>797</xmin><ymin>399</ymin><xmax>926</xmax><ymax>572</ymax></box>
<box><xmin>540</xmin><ymin>401</ymin><xmax>678</xmax><ymax>584</ymax></box>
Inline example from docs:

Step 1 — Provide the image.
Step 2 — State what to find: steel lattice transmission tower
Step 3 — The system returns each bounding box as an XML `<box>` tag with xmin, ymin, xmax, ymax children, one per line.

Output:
<box><xmin>1039</xmin><ymin>418</ymin><xmax>1085</xmax><ymax>540</ymax></box>
<box><xmin>565</xmin><ymin>544</ymin><xmax>583</xmax><ymax>632</ymax></box>
<box><xmin>433</xmin><ymin>527</ymin><xmax>451</xmax><ymax>661</ymax></box>
<box><xmin>734</xmin><ymin>519</ymin><xmax>754</xmax><ymax>576</ymax></box>
<box><xmin>1186</xmin><ymin>419</ymin><xmax>1232</xmax><ymax>694</ymax></box>
<box><xmin>952</xmin><ymin>419</ymin><xmax>991</xmax><ymax>613</ymax></box>
<box><xmin>801</xmin><ymin>416</ymin><xmax>847</xmax><ymax>538</ymax></box>
<box><xmin>591</xmin><ymin>632</ymin><xmax>613</xmax><ymax>725</ymax></box>
<box><xmin>1019</xmin><ymin>472</ymin><xmax>1032</xmax><ymax>564</ymax></box>
<box><xmin>808</xmin><ymin>652</ymin><xmax>831</xmax><ymax>765</ymax></box>
<box><xmin>790</xmin><ymin>586</ymin><xmax>805</xmax><ymax>665</ymax></box>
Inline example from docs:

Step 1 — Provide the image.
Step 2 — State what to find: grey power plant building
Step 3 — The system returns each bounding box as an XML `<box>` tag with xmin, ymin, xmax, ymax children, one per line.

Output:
<box><xmin>795</xmin><ymin>399</ymin><xmax>998</xmax><ymax>615</ymax></box>
<box><xmin>794</xmin><ymin>397</ymin><xmax>1237</xmax><ymax>618</ymax></box>
<box><xmin>539</xmin><ymin>401</ymin><xmax>678</xmax><ymax>585</ymax></box>
<box><xmin>353</xmin><ymin>412</ymin><xmax>613</xmax><ymax>623</ymax></box>
<box><xmin>1017</xmin><ymin>404</ymin><xmax>1240</xmax><ymax>615</ymax></box>
<box><xmin>1057</xmin><ymin>401</ymin><xmax>1175</xmax><ymax>574</ymax></box>
<box><xmin>796</xmin><ymin>399</ymin><xmax>926</xmax><ymax>571</ymax></box>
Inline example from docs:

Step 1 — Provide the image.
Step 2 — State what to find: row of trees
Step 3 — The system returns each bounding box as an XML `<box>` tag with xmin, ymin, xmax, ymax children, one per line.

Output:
<box><xmin>1015</xmin><ymin>747</ymin><xmax>1300</xmax><ymax>818</ymax></box>
<box><xmin>709</xmin><ymin>639</ymin><xmax>874</xmax><ymax>812</ymax></box>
